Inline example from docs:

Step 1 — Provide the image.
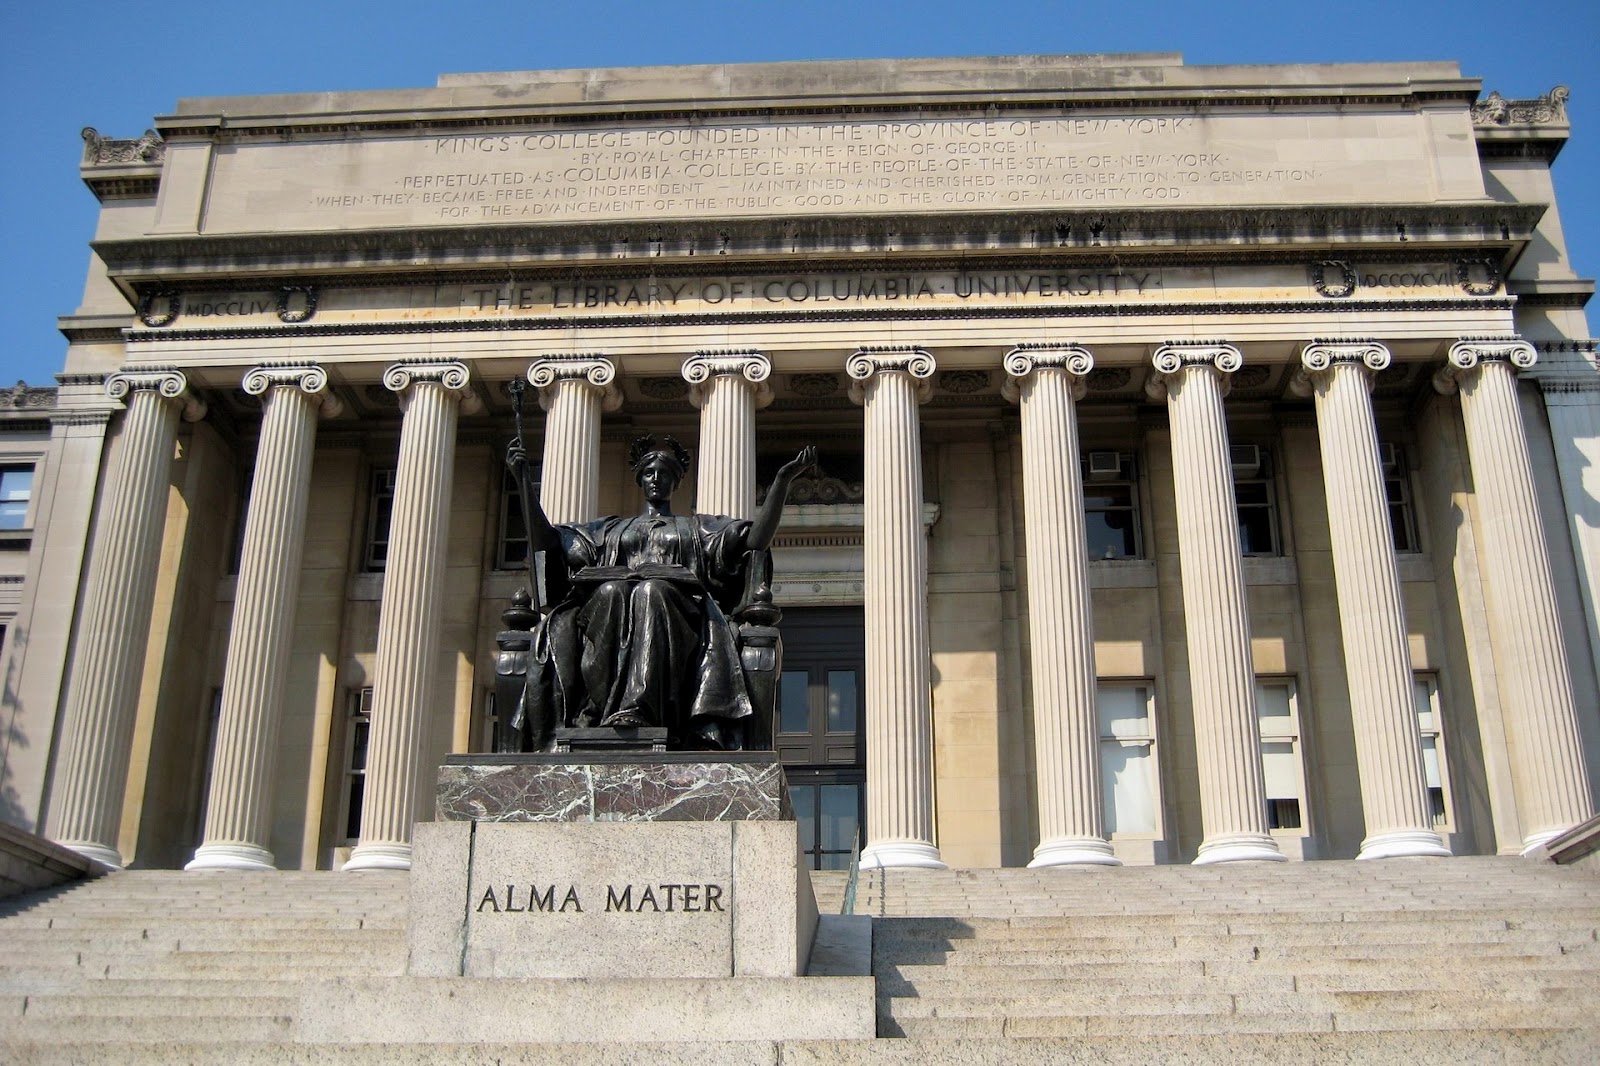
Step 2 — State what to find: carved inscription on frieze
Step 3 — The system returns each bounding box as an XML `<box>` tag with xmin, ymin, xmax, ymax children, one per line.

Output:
<box><xmin>201</xmin><ymin>111</ymin><xmax>1454</xmax><ymax>232</ymax></box>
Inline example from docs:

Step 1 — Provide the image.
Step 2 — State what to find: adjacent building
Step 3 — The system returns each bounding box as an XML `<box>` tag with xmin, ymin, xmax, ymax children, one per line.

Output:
<box><xmin>1</xmin><ymin>54</ymin><xmax>1596</xmax><ymax>873</ymax></box>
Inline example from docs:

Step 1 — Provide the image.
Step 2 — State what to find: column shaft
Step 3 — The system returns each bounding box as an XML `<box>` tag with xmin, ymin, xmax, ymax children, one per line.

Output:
<box><xmin>1442</xmin><ymin>343</ymin><xmax>1593</xmax><ymax>848</ymax></box>
<box><xmin>345</xmin><ymin>363</ymin><xmax>469</xmax><ymax>871</ymax></box>
<box><xmin>850</xmin><ymin>349</ymin><xmax>944</xmax><ymax>870</ymax></box>
<box><xmin>531</xmin><ymin>357</ymin><xmax>618</xmax><ymax>524</ymax></box>
<box><xmin>1151</xmin><ymin>346</ymin><xmax>1283</xmax><ymax>864</ymax></box>
<box><xmin>47</xmin><ymin>371</ymin><xmax>203</xmax><ymax>866</ymax></box>
<box><xmin>1300</xmin><ymin>345</ymin><xmax>1448</xmax><ymax>860</ymax></box>
<box><xmin>1005</xmin><ymin>348</ymin><xmax>1117</xmax><ymax>867</ymax></box>
<box><xmin>685</xmin><ymin>352</ymin><xmax>771</xmax><ymax>519</ymax></box>
<box><xmin>189</xmin><ymin>367</ymin><xmax>336</xmax><ymax>871</ymax></box>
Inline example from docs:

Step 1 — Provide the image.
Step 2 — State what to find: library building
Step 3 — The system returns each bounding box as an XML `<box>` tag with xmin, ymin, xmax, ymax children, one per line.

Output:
<box><xmin>1</xmin><ymin>52</ymin><xmax>1597</xmax><ymax>877</ymax></box>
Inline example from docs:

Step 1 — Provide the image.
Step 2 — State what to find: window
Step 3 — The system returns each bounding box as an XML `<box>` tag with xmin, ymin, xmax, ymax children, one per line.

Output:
<box><xmin>340</xmin><ymin>688</ymin><xmax>373</xmax><ymax>844</ymax></box>
<box><xmin>775</xmin><ymin>667</ymin><xmax>862</xmax><ymax>766</ymax></box>
<box><xmin>1097</xmin><ymin>683</ymin><xmax>1159</xmax><ymax>835</ymax></box>
<box><xmin>1380</xmin><ymin>443</ymin><xmax>1420</xmax><ymax>553</ymax></box>
<box><xmin>363</xmin><ymin>468</ymin><xmax>396</xmax><ymax>572</ymax></box>
<box><xmin>1412</xmin><ymin>675</ymin><xmax>1452</xmax><ymax>828</ymax></box>
<box><xmin>496</xmin><ymin>464</ymin><xmax>540</xmax><ymax>571</ymax></box>
<box><xmin>0</xmin><ymin>466</ymin><xmax>34</xmax><ymax>529</ymax></box>
<box><xmin>1082</xmin><ymin>452</ymin><xmax>1141</xmax><ymax>559</ymax></box>
<box><xmin>1231</xmin><ymin>446</ymin><xmax>1280</xmax><ymax>556</ymax></box>
<box><xmin>1256</xmin><ymin>679</ymin><xmax>1308</xmax><ymax>831</ymax></box>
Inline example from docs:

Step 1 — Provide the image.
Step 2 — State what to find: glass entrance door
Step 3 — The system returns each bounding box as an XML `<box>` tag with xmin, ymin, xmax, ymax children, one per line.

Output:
<box><xmin>773</xmin><ymin>607</ymin><xmax>866</xmax><ymax>870</ymax></box>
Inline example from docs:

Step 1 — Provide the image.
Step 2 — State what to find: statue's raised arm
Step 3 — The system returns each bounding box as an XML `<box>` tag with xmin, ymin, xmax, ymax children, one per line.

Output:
<box><xmin>748</xmin><ymin>445</ymin><xmax>818</xmax><ymax>551</ymax></box>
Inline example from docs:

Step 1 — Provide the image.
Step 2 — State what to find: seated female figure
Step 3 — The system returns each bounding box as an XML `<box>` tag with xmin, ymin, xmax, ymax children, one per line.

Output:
<box><xmin>506</xmin><ymin>436</ymin><xmax>815</xmax><ymax>750</ymax></box>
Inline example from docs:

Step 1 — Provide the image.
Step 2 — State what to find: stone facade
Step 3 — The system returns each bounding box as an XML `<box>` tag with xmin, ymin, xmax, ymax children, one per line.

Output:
<box><xmin>1</xmin><ymin>54</ymin><xmax>1596</xmax><ymax>871</ymax></box>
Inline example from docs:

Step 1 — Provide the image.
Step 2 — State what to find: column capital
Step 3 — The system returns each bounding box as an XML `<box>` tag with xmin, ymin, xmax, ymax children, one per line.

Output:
<box><xmin>1145</xmin><ymin>342</ymin><xmax>1242</xmax><ymax>401</ymax></box>
<box><xmin>243</xmin><ymin>362</ymin><xmax>344</xmax><ymax>418</ymax></box>
<box><xmin>1433</xmin><ymin>337</ymin><xmax>1538</xmax><ymax>395</ymax></box>
<box><xmin>1289</xmin><ymin>340</ymin><xmax>1391</xmax><ymax>397</ymax></box>
<box><xmin>1002</xmin><ymin>344</ymin><xmax>1094</xmax><ymax>403</ymax></box>
<box><xmin>847</xmin><ymin>346</ymin><xmax>935</xmax><ymax>405</ymax></box>
<box><xmin>683</xmin><ymin>350</ymin><xmax>774</xmax><ymax>409</ymax></box>
<box><xmin>105</xmin><ymin>367</ymin><xmax>206</xmax><ymax>422</ymax></box>
<box><xmin>384</xmin><ymin>360</ymin><xmax>483</xmax><ymax>414</ymax></box>
<box><xmin>528</xmin><ymin>354</ymin><xmax>622</xmax><ymax>413</ymax></box>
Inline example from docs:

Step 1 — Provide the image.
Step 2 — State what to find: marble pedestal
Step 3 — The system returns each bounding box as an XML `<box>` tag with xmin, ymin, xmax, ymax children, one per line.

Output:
<box><xmin>409</xmin><ymin>753</ymin><xmax>819</xmax><ymax>981</ymax></box>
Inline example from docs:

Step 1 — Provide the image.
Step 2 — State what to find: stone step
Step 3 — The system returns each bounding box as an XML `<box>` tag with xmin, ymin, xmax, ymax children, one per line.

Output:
<box><xmin>6</xmin><ymin>1032</ymin><xmax>1598</xmax><ymax>1066</ymax></box>
<box><xmin>882</xmin><ymin>940</ymin><xmax>1595</xmax><ymax>967</ymax></box>
<box><xmin>0</xmin><ymin>975</ymin><xmax>304</xmax><ymax>997</ymax></box>
<box><xmin>0</xmin><ymin>930</ymin><xmax>403</xmax><ymax>954</ymax></box>
<box><xmin>888</xmin><ymin>1006</ymin><xmax>1600</xmax><ymax>1038</ymax></box>
<box><xmin>0</xmin><ymin>909</ymin><xmax>398</xmax><ymax>928</ymax></box>
<box><xmin>881</xmin><ymin>985</ymin><xmax>1600</xmax><ymax>1019</ymax></box>
<box><xmin>0</xmin><ymin>947</ymin><xmax>403</xmax><ymax>973</ymax></box>
<box><xmin>0</xmin><ymin>1013</ymin><xmax>295</xmax><ymax>1042</ymax></box>
<box><xmin>873</xmin><ymin>910</ymin><xmax>1600</xmax><ymax>935</ymax></box>
<box><xmin>13</xmin><ymin>992</ymin><xmax>298</xmax><ymax>1018</ymax></box>
<box><xmin>875</xmin><ymin>925</ymin><xmax>1597</xmax><ymax>951</ymax></box>
<box><xmin>883</xmin><ymin>965</ymin><xmax>1600</xmax><ymax>997</ymax></box>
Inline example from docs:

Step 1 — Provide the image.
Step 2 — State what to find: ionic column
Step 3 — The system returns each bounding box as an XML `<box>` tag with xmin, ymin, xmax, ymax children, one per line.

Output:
<box><xmin>187</xmin><ymin>365</ymin><xmax>343</xmax><ymax>871</ymax></box>
<box><xmin>849</xmin><ymin>348</ymin><xmax>945</xmax><ymax>870</ymax></box>
<box><xmin>1147</xmin><ymin>344</ymin><xmax>1284</xmax><ymax>864</ymax></box>
<box><xmin>529</xmin><ymin>356</ymin><xmax>620</xmax><ymax>524</ymax></box>
<box><xmin>683</xmin><ymin>350</ymin><xmax>773</xmax><ymax>519</ymax></box>
<box><xmin>1005</xmin><ymin>346</ymin><xmax>1119</xmax><ymax>867</ymax></box>
<box><xmin>47</xmin><ymin>369</ymin><xmax>206</xmax><ymax>866</ymax></box>
<box><xmin>345</xmin><ymin>361</ymin><xmax>478</xmax><ymax>872</ymax></box>
<box><xmin>1294</xmin><ymin>343</ymin><xmax>1450</xmax><ymax>860</ymax></box>
<box><xmin>1435</xmin><ymin>340</ymin><xmax>1594</xmax><ymax>849</ymax></box>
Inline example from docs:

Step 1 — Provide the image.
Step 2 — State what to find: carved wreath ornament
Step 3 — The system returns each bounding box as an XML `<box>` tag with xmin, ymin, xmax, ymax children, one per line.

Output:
<box><xmin>277</xmin><ymin>286</ymin><xmax>318</xmax><ymax>323</ymax></box>
<box><xmin>1312</xmin><ymin>261</ymin><xmax>1357</xmax><ymax>299</ymax></box>
<box><xmin>137</xmin><ymin>291</ymin><xmax>181</xmax><ymax>328</ymax></box>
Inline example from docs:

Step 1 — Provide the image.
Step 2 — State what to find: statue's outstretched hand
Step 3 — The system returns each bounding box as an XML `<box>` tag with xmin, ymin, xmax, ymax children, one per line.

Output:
<box><xmin>778</xmin><ymin>445</ymin><xmax>818</xmax><ymax>482</ymax></box>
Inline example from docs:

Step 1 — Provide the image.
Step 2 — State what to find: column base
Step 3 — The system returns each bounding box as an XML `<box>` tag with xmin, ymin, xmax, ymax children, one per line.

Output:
<box><xmin>1192</xmin><ymin>833</ymin><xmax>1285</xmax><ymax>865</ymax></box>
<box><xmin>56</xmin><ymin>840</ymin><xmax>123</xmax><ymax>869</ymax></box>
<box><xmin>185</xmin><ymin>842</ymin><xmax>277</xmax><ymax>871</ymax></box>
<box><xmin>1521</xmin><ymin>826</ymin><xmax>1574</xmax><ymax>856</ymax></box>
<box><xmin>343</xmin><ymin>841</ymin><xmax>413</xmax><ymax>871</ymax></box>
<box><xmin>859</xmin><ymin>840</ymin><xmax>946</xmax><ymax>870</ymax></box>
<box><xmin>1028</xmin><ymin>836</ymin><xmax>1121</xmax><ymax>868</ymax></box>
<box><xmin>1357</xmin><ymin>829</ymin><xmax>1452</xmax><ymax>860</ymax></box>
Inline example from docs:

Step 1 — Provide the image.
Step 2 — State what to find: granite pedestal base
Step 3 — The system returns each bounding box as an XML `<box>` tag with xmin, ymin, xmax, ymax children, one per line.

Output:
<box><xmin>409</xmin><ymin>754</ymin><xmax>819</xmax><ymax>981</ymax></box>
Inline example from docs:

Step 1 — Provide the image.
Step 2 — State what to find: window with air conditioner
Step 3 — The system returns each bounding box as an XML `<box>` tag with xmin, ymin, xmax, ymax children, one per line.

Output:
<box><xmin>1231</xmin><ymin>446</ymin><xmax>1280</xmax><ymax>556</ymax></box>
<box><xmin>1082</xmin><ymin>452</ymin><xmax>1141</xmax><ymax>560</ymax></box>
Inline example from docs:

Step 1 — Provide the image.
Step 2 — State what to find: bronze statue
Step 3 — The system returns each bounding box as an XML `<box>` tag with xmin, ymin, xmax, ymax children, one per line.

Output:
<box><xmin>502</xmin><ymin>428</ymin><xmax>815</xmax><ymax>752</ymax></box>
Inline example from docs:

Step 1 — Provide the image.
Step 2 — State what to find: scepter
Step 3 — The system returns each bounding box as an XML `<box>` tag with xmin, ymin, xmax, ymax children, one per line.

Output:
<box><xmin>507</xmin><ymin>376</ymin><xmax>529</xmax><ymax>454</ymax></box>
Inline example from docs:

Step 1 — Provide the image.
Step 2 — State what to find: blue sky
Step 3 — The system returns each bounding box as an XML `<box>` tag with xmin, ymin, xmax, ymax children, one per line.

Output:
<box><xmin>3</xmin><ymin>0</ymin><xmax>1596</xmax><ymax>386</ymax></box>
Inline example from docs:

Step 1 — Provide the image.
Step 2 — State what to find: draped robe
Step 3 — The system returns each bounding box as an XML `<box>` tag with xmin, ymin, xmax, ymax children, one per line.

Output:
<box><xmin>517</xmin><ymin>511</ymin><xmax>755</xmax><ymax>749</ymax></box>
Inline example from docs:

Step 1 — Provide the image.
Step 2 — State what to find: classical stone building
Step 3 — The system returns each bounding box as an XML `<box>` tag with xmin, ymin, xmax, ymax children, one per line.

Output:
<box><xmin>1</xmin><ymin>54</ymin><xmax>1596</xmax><ymax>874</ymax></box>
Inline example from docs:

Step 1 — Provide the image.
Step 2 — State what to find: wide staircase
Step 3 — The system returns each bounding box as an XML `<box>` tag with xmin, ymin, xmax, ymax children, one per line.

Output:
<box><xmin>2</xmin><ymin>857</ymin><xmax>1597</xmax><ymax>1063</ymax></box>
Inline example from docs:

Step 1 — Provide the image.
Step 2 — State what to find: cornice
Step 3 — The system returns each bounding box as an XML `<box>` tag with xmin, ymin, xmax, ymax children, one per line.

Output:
<box><xmin>120</xmin><ymin>295</ymin><xmax>1517</xmax><ymax>346</ymax></box>
<box><xmin>92</xmin><ymin>203</ymin><xmax>1544</xmax><ymax>286</ymax></box>
<box><xmin>148</xmin><ymin>83</ymin><xmax>1480</xmax><ymax>144</ymax></box>
<box><xmin>96</xmin><ymin>245</ymin><xmax>1531</xmax><ymax>300</ymax></box>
